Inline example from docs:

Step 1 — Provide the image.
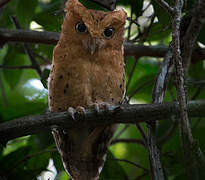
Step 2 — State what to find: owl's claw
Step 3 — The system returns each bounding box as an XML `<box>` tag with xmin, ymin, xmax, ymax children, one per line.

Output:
<box><xmin>68</xmin><ymin>107</ymin><xmax>76</xmax><ymax>120</ymax></box>
<box><xmin>90</xmin><ymin>102</ymin><xmax>113</xmax><ymax>113</ymax></box>
<box><xmin>76</xmin><ymin>106</ymin><xmax>86</xmax><ymax>116</ymax></box>
<box><xmin>68</xmin><ymin>106</ymin><xmax>86</xmax><ymax>122</ymax></box>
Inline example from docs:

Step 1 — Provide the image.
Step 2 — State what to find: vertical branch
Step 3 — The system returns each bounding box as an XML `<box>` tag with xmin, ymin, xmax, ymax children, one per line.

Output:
<box><xmin>146</xmin><ymin>49</ymin><xmax>173</xmax><ymax>180</ymax></box>
<box><xmin>127</xmin><ymin>2</ymin><xmax>134</xmax><ymax>41</ymax></box>
<box><xmin>171</xmin><ymin>0</ymin><xmax>201</xmax><ymax>178</ymax></box>
<box><xmin>157</xmin><ymin>0</ymin><xmax>205</xmax><ymax>177</ymax></box>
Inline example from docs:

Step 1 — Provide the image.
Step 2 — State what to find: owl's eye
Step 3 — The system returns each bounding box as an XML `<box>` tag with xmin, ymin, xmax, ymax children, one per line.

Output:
<box><xmin>75</xmin><ymin>22</ymin><xmax>87</xmax><ymax>33</ymax></box>
<box><xmin>103</xmin><ymin>27</ymin><xmax>115</xmax><ymax>39</ymax></box>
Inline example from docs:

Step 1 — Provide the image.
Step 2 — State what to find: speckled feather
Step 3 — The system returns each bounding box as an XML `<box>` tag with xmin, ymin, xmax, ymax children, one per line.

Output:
<box><xmin>48</xmin><ymin>0</ymin><xmax>126</xmax><ymax>179</ymax></box>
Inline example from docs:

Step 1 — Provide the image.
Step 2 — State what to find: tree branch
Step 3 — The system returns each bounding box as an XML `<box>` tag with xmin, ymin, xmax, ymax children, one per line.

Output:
<box><xmin>0</xmin><ymin>28</ymin><xmax>205</xmax><ymax>61</ymax></box>
<box><xmin>11</xmin><ymin>16</ymin><xmax>42</xmax><ymax>76</ymax></box>
<box><xmin>171</xmin><ymin>0</ymin><xmax>205</xmax><ymax>178</ymax></box>
<box><xmin>156</xmin><ymin>0</ymin><xmax>174</xmax><ymax>16</ymax></box>
<box><xmin>0</xmin><ymin>0</ymin><xmax>12</xmax><ymax>8</ymax></box>
<box><xmin>0</xmin><ymin>100</ymin><xmax>205</xmax><ymax>146</ymax></box>
<box><xmin>0</xmin><ymin>65</ymin><xmax>33</xmax><ymax>69</ymax></box>
<box><xmin>181</xmin><ymin>0</ymin><xmax>205</xmax><ymax>75</ymax></box>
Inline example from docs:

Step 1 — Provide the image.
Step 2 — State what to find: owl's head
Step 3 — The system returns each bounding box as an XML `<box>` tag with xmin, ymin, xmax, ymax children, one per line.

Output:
<box><xmin>62</xmin><ymin>0</ymin><xmax>127</xmax><ymax>54</ymax></box>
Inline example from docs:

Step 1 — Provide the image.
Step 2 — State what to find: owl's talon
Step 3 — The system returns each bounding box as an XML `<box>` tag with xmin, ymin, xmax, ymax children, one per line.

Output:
<box><xmin>90</xmin><ymin>102</ymin><xmax>113</xmax><ymax>113</ymax></box>
<box><xmin>76</xmin><ymin>106</ymin><xmax>86</xmax><ymax>116</ymax></box>
<box><xmin>101</xmin><ymin>102</ymin><xmax>112</xmax><ymax>111</ymax></box>
<box><xmin>68</xmin><ymin>107</ymin><xmax>76</xmax><ymax>120</ymax></box>
<box><xmin>90</xmin><ymin>103</ymin><xmax>100</xmax><ymax>113</ymax></box>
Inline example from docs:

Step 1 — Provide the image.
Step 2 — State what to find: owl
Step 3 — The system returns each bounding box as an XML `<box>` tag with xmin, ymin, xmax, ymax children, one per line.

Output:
<box><xmin>48</xmin><ymin>0</ymin><xmax>127</xmax><ymax>179</ymax></box>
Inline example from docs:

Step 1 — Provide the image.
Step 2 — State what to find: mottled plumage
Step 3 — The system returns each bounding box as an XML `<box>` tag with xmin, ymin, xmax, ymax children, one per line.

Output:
<box><xmin>48</xmin><ymin>0</ymin><xmax>126</xmax><ymax>179</ymax></box>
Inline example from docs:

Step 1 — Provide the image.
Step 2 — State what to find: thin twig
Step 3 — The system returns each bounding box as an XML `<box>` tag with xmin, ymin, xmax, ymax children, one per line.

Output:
<box><xmin>156</xmin><ymin>0</ymin><xmax>174</xmax><ymax>16</ymax></box>
<box><xmin>192</xmin><ymin>118</ymin><xmax>202</xmax><ymax>131</ymax></box>
<box><xmin>128</xmin><ymin>79</ymin><xmax>153</xmax><ymax>102</ymax></box>
<box><xmin>11</xmin><ymin>16</ymin><xmax>42</xmax><ymax>76</ymax></box>
<box><xmin>191</xmin><ymin>85</ymin><xmax>204</xmax><ymax>100</ymax></box>
<box><xmin>114</xmin><ymin>124</ymin><xmax>130</xmax><ymax>139</ymax></box>
<box><xmin>136</xmin><ymin>123</ymin><xmax>147</xmax><ymax>145</ymax></box>
<box><xmin>157</xmin><ymin>118</ymin><xmax>178</xmax><ymax>145</ymax></box>
<box><xmin>109</xmin><ymin>158</ymin><xmax>149</xmax><ymax>172</ymax></box>
<box><xmin>0</xmin><ymin>65</ymin><xmax>34</xmax><ymax>69</ymax></box>
<box><xmin>34</xmin><ymin>52</ymin><xmax>51</xmax><ymax>64</ymax></box>
<box><xmin>126</xmin><ymin>58</ymin><xmax>139</xmax><ymax>91</ymax></box>
<box><xmin>127</xmin><ymin>3</ymin><xmax>134</xmax><ymax>41</ymax></box>
<box><xmin>9</xmin><ymin>148</ymin><xmax>57</xmax><ymax>172</ymax></box>
<box><xmin>135</xmin><ymin>172</ymin><xmax>149</xmax><ymax>180</ymax></box>
<box><xmin>0</xmin><ymin>0</ymin><xmax>12</xmax><ymax>8</ymax></box>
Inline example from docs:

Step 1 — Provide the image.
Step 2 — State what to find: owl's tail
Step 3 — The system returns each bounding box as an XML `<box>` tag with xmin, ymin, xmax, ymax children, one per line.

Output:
<box><xmin>65</xmin><ymin>157</ymin><xmax>105</xmax><ymax>180</ymax></box>
<box><xmin>52</xmin><ymin>125</ymin><xmax>116</xmax><ymax>180</ymax></box>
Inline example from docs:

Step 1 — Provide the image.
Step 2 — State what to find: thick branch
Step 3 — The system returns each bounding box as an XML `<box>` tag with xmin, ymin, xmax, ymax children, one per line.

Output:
<box><xmin>0</xmin><ymin>28</ymin><xmax>205</xmax><ymax>61</ymax></box>
<box><xmin>0</xmin><ymin>100</ymin><xmax>205</xmax><ymax>146</ymax></box>
<box><xmin>181</xmin><ymin>0</ymin><xmax>205</xmax><ymax>75</ymax></box>
<box><xmin>0</xmin><ymin>29</ymin><xmax>59</xmax><ymax>45</ymax></box>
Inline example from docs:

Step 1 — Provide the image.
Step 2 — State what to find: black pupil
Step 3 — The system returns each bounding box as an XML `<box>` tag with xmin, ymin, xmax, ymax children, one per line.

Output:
<box><xmin>104</xmin><ymin>28</ymin><xmax>113</xmax><ymax>37</ymax></box>
<box><xmin>77</xmin><ymin>23</ymin><xmax>86</xmax><ymax>32</ymax></box>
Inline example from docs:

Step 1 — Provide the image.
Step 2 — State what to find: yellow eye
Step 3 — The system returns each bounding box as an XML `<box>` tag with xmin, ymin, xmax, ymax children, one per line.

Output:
<box><xmin>75</xmin><ymin>22</ymin><xmax>87</xmax><ymax>33</ymax></box>
<box><xmin>103</xmin><ymin>27</ymin><xmax>115</xmax><ymax>39</ymax></box>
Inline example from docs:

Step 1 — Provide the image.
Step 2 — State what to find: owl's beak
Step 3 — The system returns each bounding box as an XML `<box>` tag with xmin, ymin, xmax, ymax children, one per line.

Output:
<box><xmin>88</xmin><ymin>37</ymin><xmax>97</xmax><ymax>55</ymax></box>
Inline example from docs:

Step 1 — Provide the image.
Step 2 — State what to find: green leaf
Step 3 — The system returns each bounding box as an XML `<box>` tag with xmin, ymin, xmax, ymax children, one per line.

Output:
<box><xmin>54</xmin><ymin>171</ymin><xmax>70</xmax><ymax>180</ymax></box>
<box><xmin>198</xmin><ymin>24</ymin><xmax>205</xmax><ymax>44</ymax></box>
<box><xmin>79</xmin><ymin>0</ymin><xmax>109</xmax><ymax>11</ymax></box>
<box><xmin>51</xmin><ymin>151</ymin><xmax>64</xmax><ymax>172</ymax></box>
<box><xmin>0</xmin><ymin>146</ymin><xmax>31</xmax><ymax>172</ymax></box>
<box><xmin>0</xmin><ymin>0</ymin><xmax>18</xmax><ymax>28</ymax></box>
<box><xmin>8</xmin><ymin>168</ymin><xmax>46</xmax><ymax>180</ymax></box>
<box><xmin>33</xmin><ymin>0</ymin><xmax>62</xmax><ymax>31</ymax></box>
<box><xmin>0</xmin><ymin>71</ymin><xmax>48</xmax><ymax>121</ymax></box>
<box><xmin>189</xmin><ymin>61</ymin><xmax>205</xmax><ymax>79</ymax></box>
<box><xmin>152</xmin><ymin>0</ymin><xmax>171</xmax><ymax>28</ymax></box>
<box><xmin>100</xmin><ymin>151</ymin><xmax>127</xmax><ymax>180</ymax></box>
<box><xmin>2</xmin><ymin>46</ymin><xmax>27</xmax><ymax>89</ymax></box>
<box><xmin>16</xmin><ymin>0</ymin><xmax>38</xmax><ymax>28</ymax></box>
<box><xmin>125</xmin><ymin>57</ymin><xmax>159</xmax><ymax>102</ymax></box>
<box><xmin>118</xmin><ymin>0</ymin><xmax>143</xmax><ymax>16</ymax></box>
<box><xmin>41</xmin><ymin>68</ymin><xmax>50</xmax><ymax>89</ymax></box>
<box><xmin>146</xmin><ymin>22</ymin><xmax>171</xmax><ymax>42</ymax></box>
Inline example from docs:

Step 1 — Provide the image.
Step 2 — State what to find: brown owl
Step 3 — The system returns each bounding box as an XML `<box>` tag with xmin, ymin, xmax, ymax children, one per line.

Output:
<box><xmin>48</xmin><ymin>0</ymin><xmax>127</xmax><ymax>179</ymax></box>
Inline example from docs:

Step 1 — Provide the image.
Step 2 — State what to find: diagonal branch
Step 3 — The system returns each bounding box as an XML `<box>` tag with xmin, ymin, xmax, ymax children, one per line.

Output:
<box><xmin>0</xmin><ymin>0</ymin><xmax>12</xmax><ymax>8</ymax></box>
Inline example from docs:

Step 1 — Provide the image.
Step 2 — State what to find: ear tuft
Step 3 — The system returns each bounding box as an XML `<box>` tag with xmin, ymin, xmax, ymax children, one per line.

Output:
<box><xmin>112</xmin><ymin>8</ymin><xmax>127</xmax><ymax>23</ymax></box>
<box><xmin>65</xmin><ymin>0</ymin><xmax>85</xmax><ymax>14</ymax></box>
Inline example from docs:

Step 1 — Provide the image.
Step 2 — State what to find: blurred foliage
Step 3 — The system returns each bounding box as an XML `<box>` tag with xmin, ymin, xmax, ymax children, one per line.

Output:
<box><xmin>0</xmin><ymin>0</ymin><xmax>205</xmax><ymax>180</ymax></box>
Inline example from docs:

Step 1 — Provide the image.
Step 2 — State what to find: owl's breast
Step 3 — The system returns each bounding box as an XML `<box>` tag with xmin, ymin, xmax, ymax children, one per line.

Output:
<box><xmin>48</xmin><ymin>46</ymin><xmax>125</xmax><ymax>112</ymax></box>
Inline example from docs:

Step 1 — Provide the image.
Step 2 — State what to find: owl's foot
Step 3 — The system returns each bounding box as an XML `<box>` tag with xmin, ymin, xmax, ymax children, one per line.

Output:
<box><xmin>67</xmin><ymin>107</ymin><xmax>76</xmax><ymax>119</ymax></box>
<box><xmin>76</xmin><ymin>106</ymin><xmax>86</xmax><ymax>115</ymax></box>
<box><xmin>67</xmin><ymin>106</ymin><xmax>86</xmax><ymax>121</ymax></box>
<box><xmin>90</xmin><ymin>102</ymin><xmax>113</xmax><ymax>113</ymax></box>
